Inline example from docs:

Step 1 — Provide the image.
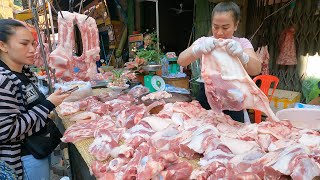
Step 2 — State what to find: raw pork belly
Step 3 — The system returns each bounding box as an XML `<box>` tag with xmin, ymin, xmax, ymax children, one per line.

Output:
<box><xmin>34</xmin><ymin>43</ymin><xmax>49</xmax><ymax>67</ymax></box>
<box><xmin>49</xmin><ymin>11</ymin><xmax>75</xmax><ymax>81</ymax></box>
<box><xmin>73</xmin><ymin>13</ymin><xmax>100</xmax><ymax>81</ymax></box>
<box><xmin>201</xmin><ymin>41</ymin><xmax>279</xmax><ymax>121</ymax></box>
<box><xmin>49</xmin><ymin>11</ymin><xmax>100</xmax><ymax>81</ymax></box>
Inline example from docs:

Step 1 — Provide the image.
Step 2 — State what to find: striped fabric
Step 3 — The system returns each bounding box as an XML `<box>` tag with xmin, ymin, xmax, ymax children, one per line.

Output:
<box><xmin>0</xmin><ymin>65</ymin><xmax>53</xmax><ymax>179</ymax></box>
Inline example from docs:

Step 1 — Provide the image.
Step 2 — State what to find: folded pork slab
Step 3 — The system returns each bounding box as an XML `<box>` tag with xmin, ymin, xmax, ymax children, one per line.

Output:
<box><xmin>49</xmin><ymin>11</ymin><xmax>75</xmax><ymax>81</ymax></box>
<box><xmin>49</xmin><ymin>11</ymin><xmax>100</xmax><ymax>81</ymax></box>
<box><xmin>201</xmin><ymin>41</ymin><xmax>279</xmax><ymax>121</ymax></box>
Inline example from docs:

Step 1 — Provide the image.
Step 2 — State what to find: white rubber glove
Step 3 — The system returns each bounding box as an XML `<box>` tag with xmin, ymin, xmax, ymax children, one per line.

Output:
<box><xmin>223</xmin><ymin>39</ymin><xmax>250</xmax><ymax>65</ymax></box>
<box><xmin>192</xmin><ymin>37</ymin><xmax>218</xmax><ymax>58</ymax></box>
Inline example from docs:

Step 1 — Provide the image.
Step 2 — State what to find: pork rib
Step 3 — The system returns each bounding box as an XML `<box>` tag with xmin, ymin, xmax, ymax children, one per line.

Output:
<box><xmin>201</xmin><ymin>41</ymin><xmax>279</xmax><ymax>121</ymax></box>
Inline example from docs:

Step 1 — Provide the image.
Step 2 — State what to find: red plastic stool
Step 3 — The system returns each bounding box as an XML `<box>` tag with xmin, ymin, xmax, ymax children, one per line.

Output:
<box><xmin>253</xmin><ymin>75</ymin><xmax>279</xmax><ymax>123</ymax></box>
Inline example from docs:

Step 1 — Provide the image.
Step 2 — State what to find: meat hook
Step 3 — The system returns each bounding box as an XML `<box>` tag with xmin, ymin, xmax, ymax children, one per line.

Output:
<box><xmin>78</xmin><ymin>0</ymin><xmax>84</xmax><ymax>13</ymax></box>
<box><xmin>54</xmin><ymin>0</ymin><xmax>65</xmax><ymax>19</ymax></box>
<box><xmin>48</xmin><ymin>1</ymin><xmax>59</xmax><ymax>17</ymax></box>
<box><xmin>85</xmin><ymin>7</ymin><xmax>95</xmax><ymax>21</ymax></box>
<box><xmin>69</xmin><ymin>0</ymin><xmax>74</xmax><ymax>13</ymax></box>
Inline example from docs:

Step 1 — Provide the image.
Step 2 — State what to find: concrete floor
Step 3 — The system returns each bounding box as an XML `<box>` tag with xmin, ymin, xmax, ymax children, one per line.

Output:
<box><xmin>50</xmin><ymin>145</ymin><xmax>71</xmax><ymax>180</ymax></box>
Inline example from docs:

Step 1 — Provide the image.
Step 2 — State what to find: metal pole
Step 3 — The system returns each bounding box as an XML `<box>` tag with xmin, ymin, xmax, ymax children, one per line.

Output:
<box><xmin>32</xmin><ymin>6</ymin><xmax>53</xmax><ymax>94</ymax></box>
<box><xmin>47</xmin><ymin>0</ymin><xmax>56</xmax><ymax>50</ymax></box>
<box><xmin>155</xmin><ymin>0</ymin><xmax>159</xmax><ymax>51</ymax></box>
<box><xmin>78</xmin><ymin>0</ymin><xmax>84</xmax><ymax>13</ymax></box>
<box><xmin>42</xmin><ymin>0</ymin><xmax>52</xmax><ymax>52</ymax></box>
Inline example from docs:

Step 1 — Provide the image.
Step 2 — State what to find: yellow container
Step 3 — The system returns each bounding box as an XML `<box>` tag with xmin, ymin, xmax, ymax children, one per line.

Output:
<box><xmin>163</xmin><ymin>77</ymin><xmax>190</xmax><ymax>89</ymax></box>
<box><xmin>268</xmin><ymin>89</ymin><xmax>301</xmax><ymax>113</ymax></box>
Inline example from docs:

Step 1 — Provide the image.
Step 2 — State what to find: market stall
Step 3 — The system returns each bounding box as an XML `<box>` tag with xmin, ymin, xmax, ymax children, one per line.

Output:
<box><xmin>55</xmin><ymin>85</ymin><xmax>320</xmax><ymax>180</ymax></box>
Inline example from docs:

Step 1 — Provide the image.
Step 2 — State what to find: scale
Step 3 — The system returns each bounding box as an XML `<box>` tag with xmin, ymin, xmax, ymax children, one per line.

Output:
<box><xmin>168</xmin><ymin>57</ymin><xmax>179</xmax><ymax>74</ymax></box>
<box><xmin>142</xmin><ymin>65</ymin><xmax>165</xmax><ymax>92</ymax></box>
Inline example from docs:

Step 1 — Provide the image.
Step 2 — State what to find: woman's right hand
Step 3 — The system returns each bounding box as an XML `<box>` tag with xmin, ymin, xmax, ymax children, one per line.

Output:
<box><xmin>192</xmin><ymin>37</ymin><xmax>218</xmax><ymax>58</ymax></box>
<box><xmin>46</xmin><ymin>88</ymin><xmax>71</xmax><ymax>107</ymax></box>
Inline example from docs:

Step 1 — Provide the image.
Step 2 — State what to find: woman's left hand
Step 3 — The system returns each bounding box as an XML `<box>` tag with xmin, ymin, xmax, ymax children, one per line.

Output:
<box><xmin>223</xmin><ymin>39</ymin><xmax>243</xmax><ymax>56</ymax></box>
<box><xmin>223</xmin><ymin>39</ymin><xmax>249</xmax><ymax>65</ymax></box>
<box><xmin>47</xmin><ymin>88</ymin><xmax>71</xmax><ymax>107</ymax></box>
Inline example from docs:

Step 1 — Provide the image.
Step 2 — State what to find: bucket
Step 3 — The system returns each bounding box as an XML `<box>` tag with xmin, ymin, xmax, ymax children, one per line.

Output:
<box><xmin>276</xmin><ymin>108</ymin><xmax>320</xmax><ymax>130</ymax></box>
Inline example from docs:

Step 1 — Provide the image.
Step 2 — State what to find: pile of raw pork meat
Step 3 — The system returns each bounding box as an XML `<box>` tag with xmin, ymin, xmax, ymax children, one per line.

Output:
<box><xmin>58</xmin><ymin>40</ymin><xmax>320</xmax><ymax>180</ymax></box>
<box><xmin>58</xmin><ymin>86</ymin><xmax>320</xmax><ymax>180</ymax></box>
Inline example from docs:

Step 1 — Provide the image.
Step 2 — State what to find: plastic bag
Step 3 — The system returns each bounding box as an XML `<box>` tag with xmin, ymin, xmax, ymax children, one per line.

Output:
<box><xmin>301</xmin><ymin>77</ymin><xmax>320</xmax><ymax>103</ymax></box>
<box><xmin>165</xmin><ymin>84</ymin><xmax>190</xmax><ymax>94</ymax></box>
<box><xmin>54</xmin><ymin>81</ymin><xmax>93</xmax><ymax>102</ymax></box>
<box><xmin>294</xmin><ymin>103</ymin><xmax>320</xmax><ymax>109</ymax></box>
<box><xmin>128</xmin><ymin>85</ymin><xmax>149</xmax><ymax>97</ymax></box>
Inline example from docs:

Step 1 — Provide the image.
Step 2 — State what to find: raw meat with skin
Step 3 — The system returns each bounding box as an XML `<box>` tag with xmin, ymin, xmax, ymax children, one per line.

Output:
<box><xmin>57</xmin><ymin>100</ymin><xmax>88</xmax><ymax>116</ymax></box>
<box><xmin>73</xmin><ymin>13</ymin><xmax>100</xmax><ymax>80</ymax></box>
<box><xmin>122</xmin><ymin>143</ymin><xmax>156</xmax><ymax>180</ymax></box>
<box><xmin>160</xmin><ymin>161</ymin><xmax>193</xmax><ymax>180</ymax></box>
<box><xmin>60</xmin><ymin>99</ymin><xmax>320</xmax><ymax>179</ymax></box>
<box><xmin>110</xmin><ymin>145</ymin><xmax>134</xmax><ymax>159</ymax></box>
<box><xmin>123</xmin><ymin>124</ymin><xmax>155</xmax><ymax>148</ymax></box>
<box><xmin>128</xmin><ymin>85</ymin><xmax>149</xmax><ymax>98</ymax></box>
<box><xmin>291</xmin><ymin>157</ymin><xmax>320</xmax><ymax>180</ymax></box>
<box><xmin>141</xmin><ymin>116</ymin><xmax>174</xmax><ymax>131</ymax></box>
<box><xmin>89</xmin><ymin>129</ymin><xmax>120</xmax><ymax>161</ymax></box>
<box><xmin>90</xmin><ymin>161</ymin><xmax>108</xmax><ymax>178</ymax></box>
<box><xmin>61</xmin><ymin>116</ymin><xmax>114</xmax><ymax>143</ymax></box>
<box><xmin>34</xmin><ymin>43</ymin><xmax>49</xmax><ymax>67</ymax></box>
<box><xmin>180</xmin><ymin>125</ymin><xmax>220</xmax><ymax>156</ymax></box>
<box><xmin>150</xmin><ymin>125</ymin><xmax>192</xmax><ymax>154</ymax></box>
<box><xmin>141</xmin><ymin>91</ymin><xmax>172</xmax><ymax>101</ymax></box>
<box><xmin>69</xmin><ymin>111</ymin><xmax>101</xmax><ymax>123</ymax></box>
<box><xmin>49</xmin><ymin>11</ymin><xmax>100</xmax><ymax>81</ymax></box>
<box><xmin>257</xmin><ymin>120</ymin><xmax>293</xmax><ymax>140</ymax></box>
<box><xmin>136</xmin><ymin>150</ymin><xmax>179</xmax><ymax>180</ymax></box>
<box><xmin>157</xmin><ymin>103</ymin><xmax>174</xmax><ymax>118</ymax></box>
<box><xmin>49</xmin><ymin>11</ymin><xmax>75</xmax><ymax>81</ymax></box>
<box><xmin>201</xmin><ymin>41</ymin><xmax>279</xmax><ymax>121</ymax></box>
<box><xmin>220</xmin><ymin>136</ymin><xmax>260</xmax><ymax>155</ymax></box>
<box><xmin>173</xmin><ymin>100</ymin><xmax>208</xmax><ymax>119</ymax></box>
<box><xmin>199</xmin><ymin>149</ymin><xmax>234</xmax><ymax>166</ymax></box>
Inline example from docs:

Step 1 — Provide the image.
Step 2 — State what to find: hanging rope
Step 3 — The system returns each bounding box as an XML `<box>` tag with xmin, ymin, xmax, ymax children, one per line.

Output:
<box><xmin>249</xmin><ymin>0</ymin><xmax>295</xmax><ymax>41</ymax></box>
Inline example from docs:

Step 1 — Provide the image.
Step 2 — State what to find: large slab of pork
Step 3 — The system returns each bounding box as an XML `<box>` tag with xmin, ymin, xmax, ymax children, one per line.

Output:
<box><xmin>49</xmin><ymin>11</ymin><xmax>75</xmax><ymax>81</ymax></box>
<box><xmin>49</xmin><ymin>11</ymin><xmax>100</xmax><ymax>81</ymax></box>
<box><xmin>201</xmin><ymin>40</ymin><xmax>279</xmax><ymax>121</ymax></box>
<box><xmin>73</xmin><ymin>13</ymin><xmax>100</xmax><ymax>81</ymax></box>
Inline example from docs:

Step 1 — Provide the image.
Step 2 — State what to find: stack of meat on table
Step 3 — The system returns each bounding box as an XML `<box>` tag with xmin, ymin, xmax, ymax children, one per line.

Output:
<box><xmin>57</xmin><ymin>41</ymin><xmax>320</xmax><ymax>180</ymax></box>
<box><xmin>58</xmin><ymin>88</ymin><xmax>320</xmax><ymax>180</ymax></box>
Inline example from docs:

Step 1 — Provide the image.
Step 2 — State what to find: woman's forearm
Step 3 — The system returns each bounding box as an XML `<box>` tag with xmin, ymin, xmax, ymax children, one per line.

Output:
<box><xmin>177</xmin><ymin>46</ymin><xmax>198</xmax><ymax>67</ymax></box>
<box><xmin>243</xmin><ymin>48</ymin><xmax>261</xmax><ymax>76</ymax></box>
<box><xmin>244</xmin><ymin>56</ymin><xmax>262</xmax><ymax>76</ymax></box>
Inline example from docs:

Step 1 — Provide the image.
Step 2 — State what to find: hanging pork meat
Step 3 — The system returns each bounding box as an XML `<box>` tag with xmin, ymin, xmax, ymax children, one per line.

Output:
<box><xmin>201</xmin><ymin>40</ymin><xmax>279</xmax><ymax>121</ymax></box>
<box><xmin>34</xmin><ymin>32</ymin><xmax>50</xmax><ymax>68</ymax></box>
<box><xmin>49</xmin><ymin>11</ymin><xmax>100</xmax><ymax>81</ymax></box>
<box><xmin>73</xmin><ymin>13</ymin><xmax>101</xmax><ymax>81</ymax></box>
<box><xmin>49</xmin><ymin>11</ymin><xmax>75</xmax><ymax>81</ymax></box>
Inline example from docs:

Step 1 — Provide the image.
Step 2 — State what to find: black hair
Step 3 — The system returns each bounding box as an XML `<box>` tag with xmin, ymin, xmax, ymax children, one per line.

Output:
<box><xmin>212</xmin><ymin>1</ymin><xmax>241</xmax><ymax>23</ymax></box>
<box><xmin>0</xmin><ymin>19</ymin><xmax>25</xmax><ymax>43</ymax></box>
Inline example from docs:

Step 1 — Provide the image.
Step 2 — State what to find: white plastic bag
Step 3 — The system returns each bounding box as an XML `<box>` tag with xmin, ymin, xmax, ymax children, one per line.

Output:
<box><xmin>243</xmin><ymin>109</ymin><xmax>251</xmax><ymax>124</ymax></box>
<box><xmin>54</xmin><ymin>81</ymin><xmax>93</xmax><ymax>102</ymax></box>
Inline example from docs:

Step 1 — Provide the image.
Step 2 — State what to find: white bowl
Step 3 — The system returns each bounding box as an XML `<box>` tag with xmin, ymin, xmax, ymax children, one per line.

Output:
<box><xmin>276</xmin><ymin>108</ymin><xmax>320</xmax><ymax>130</ymax></box>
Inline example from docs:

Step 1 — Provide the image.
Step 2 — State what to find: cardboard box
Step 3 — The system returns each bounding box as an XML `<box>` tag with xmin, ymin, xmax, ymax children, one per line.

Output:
<box><xmin>308</xmin><ymin>97</ymin><xmax>320</xmax><ymax>106</ymax></box>
<box><xmin>268</xmin><ymin>89</ymin><xmax>301</xmax><ymax>113</ymax></box>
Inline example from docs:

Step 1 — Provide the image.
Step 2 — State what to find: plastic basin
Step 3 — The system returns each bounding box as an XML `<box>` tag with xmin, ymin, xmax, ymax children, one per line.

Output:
<box><xmin>276</xmin><ymin>108</ymin><xmax>320</xmax><ymax>130</ymax></box>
